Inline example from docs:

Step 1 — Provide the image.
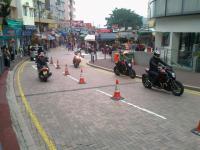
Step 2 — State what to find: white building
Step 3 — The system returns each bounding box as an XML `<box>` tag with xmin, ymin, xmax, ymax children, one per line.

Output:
<box><xmin>148</xmin><ymin>0</ymin><xmax>200</xmax><ymax>72</ymax></box>
<box><xmin>17</xmin><ymin>0</ymin><xmax>36</xmax><ymax>45</ymax></box>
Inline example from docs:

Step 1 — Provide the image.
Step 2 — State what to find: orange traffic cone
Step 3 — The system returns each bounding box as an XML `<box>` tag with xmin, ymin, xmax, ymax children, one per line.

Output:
<box><xmin>191</xmin><ymin>121</ymin><xmax>200</xmax><ymax>136</ymax></box>
<box><xmin>50</xmin><ymin>57</ymin><xmax>53</xmax><ymax>64</ymax></box>
<box><xmin>111</xmin><ymin>79</ymin><xmax>124</xmax><ymax>100</ymax></box>
<box><xmin>63</xmin><ymin>64</ymin><xmax>70</xmax><ymax>76</ymax></box>
<box><xmin>79</xmin><ymin>68</ymin><xmax>86</xmax><ymax>84</ymax></box>
<box><xmin>56</xmin><ymin>59</ymin><xmax>60</xmax><ymax>69</ymax></box>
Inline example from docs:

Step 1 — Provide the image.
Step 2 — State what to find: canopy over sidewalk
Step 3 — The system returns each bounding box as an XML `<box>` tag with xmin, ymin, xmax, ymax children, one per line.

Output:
<box><xmin>84</xmin><ymin>34</ymin><xmax>95</xmax><ymax>41</ymax></box>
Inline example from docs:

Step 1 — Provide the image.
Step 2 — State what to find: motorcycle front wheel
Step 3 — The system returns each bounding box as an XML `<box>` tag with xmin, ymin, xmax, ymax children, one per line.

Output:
<box><xmin>142</xmin><ymin>74</ymin><xmax>152</xmax><ymax>89</ymax></box>
<box><xmin>171</xmin><ymin>80</ymin><xmax>184</xmax><ymax>96</ymax></box>
<box><xmin>114</xmin><ymin>66</ymin><xmax>120</xmax><ymax>76</ymax></box>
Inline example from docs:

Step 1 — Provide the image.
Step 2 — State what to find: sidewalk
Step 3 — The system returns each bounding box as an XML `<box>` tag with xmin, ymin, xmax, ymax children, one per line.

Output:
<box><xmin>0</xmin><ymin>70</ymin><xmax>20</xmax><ymax>150</ymax></box>
<box><xmin>88</xmin><ymin>58</ymin><xmax>200</xmax><ymax>91</ymax></box>
<box><xmin>0</xmin><ymin>56</ymin><xmax>24</xmax><ymax>150</ymax></box>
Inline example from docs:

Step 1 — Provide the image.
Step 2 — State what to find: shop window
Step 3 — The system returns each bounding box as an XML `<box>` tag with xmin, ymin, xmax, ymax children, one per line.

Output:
<box><xmin>178</xmin><ymin>33</ymin><xmax>200</xmax><ymax>68</ymax></box>
<box><xmin>162</xmin><ymin>32</ymin><xmax>170</xmax><ymax>47</ymax></box>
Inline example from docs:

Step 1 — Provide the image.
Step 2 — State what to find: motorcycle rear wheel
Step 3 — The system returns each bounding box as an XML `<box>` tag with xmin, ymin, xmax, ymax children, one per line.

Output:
<box><xmin>171</xmin><ymin>80</ymin><xmax>184</xmax><ymax>96</ymax></box>
<box><xmin>129</xmin><ymin>69</ymin><xmax>136</xmax><ymax>79</ymax></box>
<box><xmin>74</xmin><ymin>63</ymin><xmax>79</xmax><ymax>68</ymax></box>
<box><xmin>142</xmin><ymin>74</ymin><xmax>152</xmax><ymax>89</ymax></box>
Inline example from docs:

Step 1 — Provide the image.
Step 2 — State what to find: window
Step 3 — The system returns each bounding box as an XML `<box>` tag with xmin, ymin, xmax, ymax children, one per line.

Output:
<box><xmin>155</xmin><ymin>0</ymin><xmax>166</xmax><ymax>17</ymax></box>
<box><xmin>162</xmin><ymin>32</ymin><xmax>170</xmax><ymax>47</ymax></box>
<box><xmin>23</xmin><ymin>6</ymin><xmax>27</xmax><ymax>16</ymax></box>
<box><xmin>178</xmin><ymin>33</ymin><xmax>200</xmax><ymax>68</ymax></box>
<box><xmin>183</xmin><ymin>0</ymin><xmax>200</xmax><ymax>13</ymax></box>
<box><xmin>30</xmin><ymin>9</ymin><xmax>34</xmax><ymax>17</ymax></box>
<box><xmin>166</xmin><ymin>0</ymin><xmax>182</xmax><ymax>15</ymax></box>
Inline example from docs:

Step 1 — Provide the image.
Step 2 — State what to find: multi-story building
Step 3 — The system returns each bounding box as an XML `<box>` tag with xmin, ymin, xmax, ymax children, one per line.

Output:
<box><xmin>33</xmin><ymin>0</ymin><xmax>75</xmax><ymax>31</ymax></box>
<box><xmin>33</xmin><ymin>0</ymin><xmax>57</xmax><ymax>32</ymax></box>
<box><xmin>17</xmin><ymin>0</ymin><xmax>36</xmax><ymax>45</ymax></box>
<box><xmin>0</xmin><ymin>0</ymin><xmax>23</xmax><ymax>52</ymax></box>
<box><xmin>148</xmin><ymin>0</ymin><xmax>200</xmax><ymax>72</ymax></box>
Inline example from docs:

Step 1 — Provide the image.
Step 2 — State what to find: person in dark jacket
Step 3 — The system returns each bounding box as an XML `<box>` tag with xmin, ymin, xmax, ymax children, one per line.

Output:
<box><xmin>36</xmin><ymin>52</ymin><xmax>52</xmax><ymax>77</ymax></box>
<box><xmin>149</xmin><ymin>50</ymin><xmax>170</xmax><ymax>85</ymax></box>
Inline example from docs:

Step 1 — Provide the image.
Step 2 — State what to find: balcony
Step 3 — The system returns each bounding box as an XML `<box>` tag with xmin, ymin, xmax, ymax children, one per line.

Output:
<box><xmin>148</xmin><ymin>0</ymin><xmax>200</xmax><ymax>19</ymax></box>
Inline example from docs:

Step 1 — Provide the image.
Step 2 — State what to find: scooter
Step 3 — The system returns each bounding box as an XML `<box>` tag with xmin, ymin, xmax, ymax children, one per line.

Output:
<box><xmin>73</xmin><ymin>51</ymin><xmax>82</xmax><ymax>68</ymax></box>
<box><xmin>142</xmin><ymin>66</ymin><xmax>184</xmax><ymax>96</ymax></box>
<box><xmin>38</xmin><ymin>66</ymin><xmax>51</xmax><ymax>82</ymax></box>
<box><xmin>114</xmin><ymin>60</ymin><xmax>136</xmax><ymax>79</ymax></box>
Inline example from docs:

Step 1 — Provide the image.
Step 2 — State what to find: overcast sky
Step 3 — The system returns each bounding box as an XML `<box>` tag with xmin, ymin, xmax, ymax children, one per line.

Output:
<box><xmin>75</xmin><ymin>0</ymin><xmax>148</xmax><ymax>27</ymax></box>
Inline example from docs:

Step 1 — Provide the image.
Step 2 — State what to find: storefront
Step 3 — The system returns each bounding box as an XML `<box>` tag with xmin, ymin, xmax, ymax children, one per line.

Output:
<box><xmin>178</xmin><ymin>33</ymin><xmax>200</xmax><ymax>68</ymax></box>
<box><xmin>21</xmin><ymin>25</ymin><xmax>37</xmax><ymax>46</ymax></box>
<box><xmin>0</xmin><ymin>19</ymin><xmax>23</xmax><ymax>47</ymax></box>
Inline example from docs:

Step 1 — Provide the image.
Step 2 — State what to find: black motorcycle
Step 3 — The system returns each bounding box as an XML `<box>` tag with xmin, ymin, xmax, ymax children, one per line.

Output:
<box><xmin>36</xmin><ymin>56</ymin><xmax>51</xmax><ymax>82</ymax></box>
<box><xmin>114</xmin><ymin>60</ymin><xmax>136</xmax><ymax>79</ymax></box>
<box><xmin>142</xmin><ymin>66</ymin><xmax>184</xmax><ymax>96</ymax></box>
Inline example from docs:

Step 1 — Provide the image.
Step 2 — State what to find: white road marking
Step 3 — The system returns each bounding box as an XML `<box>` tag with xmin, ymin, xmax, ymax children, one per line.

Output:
<box><xmin>68</xmin><ymin>75</ymin><xmax>79</xmax><ymax>82</ymax></box>
<box><xmin>120</xmin><ymin>100</ymin><xmax>167</xmax><ymax>120</ymax></box>
<box><xmin>96</xmin><ymin>89</ymin><xmax>167</xmax><ymax>120</ymax></box>
<box><xmin>96</xmin><ymin>89</ymin><xmax>112</xmax><ymax>97</ymax></box>
<box><xmin>32</xmin><ymin>65</ymin><xmax>37</xmax><ymax>70</ymax></box>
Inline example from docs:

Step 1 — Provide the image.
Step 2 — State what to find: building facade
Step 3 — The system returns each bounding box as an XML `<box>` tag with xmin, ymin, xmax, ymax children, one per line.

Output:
<box><xmin>148</xmin><ymin>0</ymin><xmax>200</xmax><ymax>71</ymax></box>
<box><xmin>17</xmin><ymin>0</ymin><xmax>36</xmax><ymax>46</ymax></box>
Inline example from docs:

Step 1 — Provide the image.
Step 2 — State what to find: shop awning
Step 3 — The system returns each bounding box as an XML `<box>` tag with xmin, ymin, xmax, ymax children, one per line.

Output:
<box><xmin>98</xmin><ymin>33</ymin><xmax>116</xmax><ymax>41</ymax></box>
<box><xmin>84</xmin><ymin>34</ymin><xmax>95</xmax><ymax>41</ymax></box>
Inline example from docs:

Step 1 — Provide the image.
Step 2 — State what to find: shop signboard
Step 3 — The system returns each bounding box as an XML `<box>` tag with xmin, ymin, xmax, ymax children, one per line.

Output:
<box><xmin>3</xmin><ymin>27</ymin><xmax>15</xmax><ymax>36</ymax></box>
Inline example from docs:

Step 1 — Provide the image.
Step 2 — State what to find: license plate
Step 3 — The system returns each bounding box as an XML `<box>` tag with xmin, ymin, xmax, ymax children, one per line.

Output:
<box><xmin>43</xmin><ymin>71</ymin><xmax>47</xmax><ymax>75</ymax></box>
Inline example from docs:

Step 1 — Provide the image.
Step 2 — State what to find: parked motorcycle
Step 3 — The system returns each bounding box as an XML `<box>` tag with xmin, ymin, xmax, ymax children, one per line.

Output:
<box><xmin>73</xmin><ymin>51</ymin><xmax>82</xmax><ymax>68</ymax></box>
<box><xmin>142</xmin><ymin>66</ymin><xmax>184</xmax><ymax>96</ymax></box>
<box><xmin>114</xmin><ymin>60</ymin><xmax>136</xmax><ymax>79</ymax></box>
<box><xmin>38</xmin><ymin>66</ymin><xmax>51</xmax><ymax>82</ymax></box>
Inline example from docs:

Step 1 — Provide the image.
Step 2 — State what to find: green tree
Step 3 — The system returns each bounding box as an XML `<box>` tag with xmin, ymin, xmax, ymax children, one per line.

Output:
<box><xmin>105</xmin><ymin>8</ymin><xmax>143</xmax><ymax>30</ymax></box>
<box><xmin>0</xmin><ymin>0</ymin><xmax>12</xmax><ymax>27</ymax></box>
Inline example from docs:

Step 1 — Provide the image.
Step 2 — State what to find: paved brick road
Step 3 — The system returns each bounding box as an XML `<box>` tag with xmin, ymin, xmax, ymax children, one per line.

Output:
<box><xmin>14</xmin><ymin>47</ymin><xmax>200</xmax><ymax>150</ymax></box>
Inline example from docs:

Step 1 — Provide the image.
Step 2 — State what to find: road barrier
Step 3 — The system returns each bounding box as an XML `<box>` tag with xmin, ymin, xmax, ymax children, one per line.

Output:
<box><xmin>55</xmin><ymin>59</ymin><xmax>60</xmax><ymax>69</ymax></box>
<box><xmin>50</xmin><ymin>57</ymin><xmax>53</xmax><ymax>64</ymax></box>
<box><xmin>63</xmin><ymin>64</ymin><xmax>70</xmax><ymax>76</ymax></box>
<box><xmin>191</xmin><ymin>120</ymin><xmax>200</xmax><ymax>136</ymax></box>
<box><xmin>79</xmin><ymin>68</ymin><xmax>86</xmax><ymax>84</ymax></box>
<box><xmin>111</xmin><ymin>79</ymin><xmax>124</xmax><ymax>100</ymax></box>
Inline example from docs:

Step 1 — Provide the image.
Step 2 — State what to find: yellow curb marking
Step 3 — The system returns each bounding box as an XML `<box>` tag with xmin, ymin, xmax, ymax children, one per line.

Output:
<box><xmin>185</xmin><ymin>89</ymin><xmax>200</xmax><ymax>96</ymax></box>
<box><xmin>17</xmin><ymin>61</ymin><xmax>57</xmax><ymax>150</ymax></box>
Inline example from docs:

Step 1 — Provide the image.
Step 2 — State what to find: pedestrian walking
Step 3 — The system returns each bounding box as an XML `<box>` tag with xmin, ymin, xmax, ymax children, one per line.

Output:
<box><xmin>3</xmin><ymin>47</ymin><xmax>11</xmax><ymax>69</ymax></box>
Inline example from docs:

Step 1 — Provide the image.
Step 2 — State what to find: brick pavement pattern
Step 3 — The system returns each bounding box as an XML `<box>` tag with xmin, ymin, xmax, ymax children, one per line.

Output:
<box><xmin>13</xmin><ymin>47</ymin><xmax>200</xmax><ymax>150</ymax></box>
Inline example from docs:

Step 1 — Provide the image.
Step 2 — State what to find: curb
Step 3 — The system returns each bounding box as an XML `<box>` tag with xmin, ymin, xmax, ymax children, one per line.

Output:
<box><xmin>87</xmin><ymin>62</ymin><xmax>200</xmax><ymax>92</ymax></box>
